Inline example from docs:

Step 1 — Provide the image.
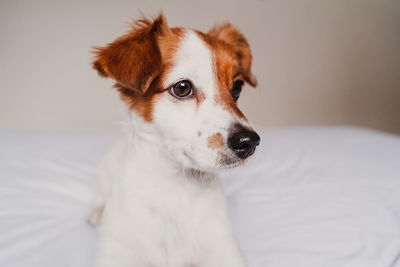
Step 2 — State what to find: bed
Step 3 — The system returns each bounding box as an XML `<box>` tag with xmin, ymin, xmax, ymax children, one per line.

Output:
<box><xmin>1</xmin><ymin>127</ymin><xmax>400</xmax><ymax>267</ymax></box>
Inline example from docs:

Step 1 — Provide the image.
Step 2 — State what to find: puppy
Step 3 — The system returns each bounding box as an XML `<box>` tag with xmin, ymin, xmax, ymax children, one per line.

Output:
<box><xmin>88</xmin><ymin>13</ymin><xmax>260</xmax><ymax>267</ymax></box>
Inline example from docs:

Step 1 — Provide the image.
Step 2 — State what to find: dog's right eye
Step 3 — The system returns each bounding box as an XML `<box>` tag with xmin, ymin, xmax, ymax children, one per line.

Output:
<box><xmin>169</xmin><ymin>80</ymin><xmax>193</xmax><ymax>99</ymax></box>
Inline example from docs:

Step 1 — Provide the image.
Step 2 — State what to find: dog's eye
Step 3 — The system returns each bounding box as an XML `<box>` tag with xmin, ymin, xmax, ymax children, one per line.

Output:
<box><xmin>169</xmin><ymin>80</ymin><xmax>193</xmax><ymax>99</ymax></box>
<box><xmin>231</xmin><ymin>80</ymin><xmax>244</xmax><ymax>101</ymax></box>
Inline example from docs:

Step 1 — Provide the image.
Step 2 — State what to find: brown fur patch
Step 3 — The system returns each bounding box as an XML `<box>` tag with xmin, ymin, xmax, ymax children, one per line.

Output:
<box><xmin>208</xmin><ymin>23</ymin><xmax>257</xmax><ymax>87</ymax></box>
<box><xmin>196</xmin><ymin>23</ymin><xmax>257</xmax><ymax>120</ymax></box>
<box><xmin>92</xmin><ymin>15</ymin><xmax>167</xmax><ymax>93</ymax></box>
<box><xmin>92</xmin><ymin>14</ymin><xmax>184</xmax><ymax>121</ymax></box>
<box><xmin>116</xmin><ymin>27</ymin><xmax>184</xmax><ymax>121</ymax></box>
<box><xmin>196</xmin><ymin>32</ymin><xmax>247</xmax><ymax>120</ymax></box>
<box><xmin>207</xmin><ymin>133</ymin><xmax>224</xmax><ymax>149</ymax></box>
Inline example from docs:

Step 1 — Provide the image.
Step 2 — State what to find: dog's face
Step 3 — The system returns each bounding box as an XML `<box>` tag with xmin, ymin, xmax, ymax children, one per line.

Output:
<box><xmin>93</xmin><ymin>14</ymin><xmax>260</xmax><ymax>171</ymax></box>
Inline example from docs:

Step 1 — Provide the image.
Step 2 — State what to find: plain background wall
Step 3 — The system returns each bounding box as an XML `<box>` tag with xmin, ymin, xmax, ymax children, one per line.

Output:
<box><xmin>1</xmin><ymin>0</ymin><xmax>399</xmax><ymax>133</ymax></box>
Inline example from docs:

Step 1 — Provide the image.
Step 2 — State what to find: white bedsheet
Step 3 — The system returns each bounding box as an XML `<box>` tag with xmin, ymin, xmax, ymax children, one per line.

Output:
<box><xmin>1</xmin><ymin>127</ymin><xmax>399</xmax><ymax>267</ymax></box>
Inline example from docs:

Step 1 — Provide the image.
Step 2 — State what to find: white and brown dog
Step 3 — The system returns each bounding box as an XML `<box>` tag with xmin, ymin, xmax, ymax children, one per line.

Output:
<box><xmin>88</xmin><ymin>13</ymin><xmax>260</xmax><ymax>267</ymax></box>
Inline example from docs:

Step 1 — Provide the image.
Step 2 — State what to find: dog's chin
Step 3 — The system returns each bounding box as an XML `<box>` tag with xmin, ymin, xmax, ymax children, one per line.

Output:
<box><xmin>180</xmin><ymin>148</ymin><xmax>249</xmax><ymax>173</ymax></box>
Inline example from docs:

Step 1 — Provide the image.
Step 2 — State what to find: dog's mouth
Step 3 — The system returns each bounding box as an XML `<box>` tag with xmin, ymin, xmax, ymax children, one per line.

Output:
<box><xmin>217</xmin><ymin>151</ymin><xmax>245</xmax><ymax>169</ymax></box>
<box><xmin>181</xmin><ymin>137</ymin><xmax>258</xmax><ymax>171</ymax></box>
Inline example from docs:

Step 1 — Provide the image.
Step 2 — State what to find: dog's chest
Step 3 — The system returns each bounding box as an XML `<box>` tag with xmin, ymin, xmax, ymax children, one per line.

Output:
<box><xmin>98</xmin><ymin>171</ymin><xmax>244</xmax><ymax>267</ymax></box>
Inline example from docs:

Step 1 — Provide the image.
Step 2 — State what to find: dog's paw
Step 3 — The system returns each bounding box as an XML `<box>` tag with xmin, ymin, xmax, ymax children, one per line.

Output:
<box><xmin>87</xmin><ymin>207</ymin><xmax>104</xmax><ymax>227</ymax></box>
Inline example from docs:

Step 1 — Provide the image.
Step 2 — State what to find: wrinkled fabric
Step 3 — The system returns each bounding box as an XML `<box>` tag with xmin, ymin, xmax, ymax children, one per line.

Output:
<box><xmin>1</xmin><ymin>127</ymin><xmax>399</xmax><ymax>267</ymax></box>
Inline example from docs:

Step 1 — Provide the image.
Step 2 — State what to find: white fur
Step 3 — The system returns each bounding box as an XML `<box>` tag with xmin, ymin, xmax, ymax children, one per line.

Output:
<box><xmin>90</xmin><ymin>30</ymin><xmax>250</xmax><ymax>267</ymax></box>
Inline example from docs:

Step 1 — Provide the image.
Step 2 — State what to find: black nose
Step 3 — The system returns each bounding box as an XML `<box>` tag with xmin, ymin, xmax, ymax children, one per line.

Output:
<box><xmin>228</xmin><ymin>130</ymin><xmax>260</xmax><ymax>159</ymax></box>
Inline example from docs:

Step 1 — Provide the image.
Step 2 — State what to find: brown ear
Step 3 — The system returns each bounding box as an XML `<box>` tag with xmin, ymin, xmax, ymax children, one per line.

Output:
<box><xmin>208</xmin><ymin>23</ymin><xmax>257</xmax><ymax>87</ymax></box>
<box><xmin>92</xmin><ymin>14</ymin><xmax>170</xmax><ymax>93</ymax></box>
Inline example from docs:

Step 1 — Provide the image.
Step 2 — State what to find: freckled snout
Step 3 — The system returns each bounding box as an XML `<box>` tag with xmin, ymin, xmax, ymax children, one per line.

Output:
<box><xmin>228</xmin><ymin>130</ymin><xmax>260</xmax><ymax>159</ymax></box>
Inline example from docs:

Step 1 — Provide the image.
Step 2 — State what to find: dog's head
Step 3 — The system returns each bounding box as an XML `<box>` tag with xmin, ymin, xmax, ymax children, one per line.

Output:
<box><xmin>93</xmin><ymin>14</ymin><xmax>260</xmax><ymax>171</ymax></box>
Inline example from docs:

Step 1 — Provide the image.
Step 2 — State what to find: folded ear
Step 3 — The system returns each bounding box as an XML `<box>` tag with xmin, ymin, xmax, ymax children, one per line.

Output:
<box><xmin>92</xmin><ymin>14</ymin><xmax>170</xmax><ymax>94</ymax></box>
<box><xmin>208</xmin><ymin>23</ymin><xmax>257</xmax><ymax>87</ymax></box>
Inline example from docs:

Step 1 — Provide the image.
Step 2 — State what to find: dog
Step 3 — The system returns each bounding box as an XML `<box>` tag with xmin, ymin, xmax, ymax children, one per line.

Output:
<box><xmin>88</xmin><ymin>13</ymin><xmax>260</xmax><ymax>267</ymax></box>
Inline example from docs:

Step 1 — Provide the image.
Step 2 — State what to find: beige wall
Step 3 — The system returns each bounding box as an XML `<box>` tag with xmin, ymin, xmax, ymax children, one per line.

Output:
<box><xmin>1</xmin><ymin>0</ymin><xmax>399</xmax><ymax>133</ymax></box>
